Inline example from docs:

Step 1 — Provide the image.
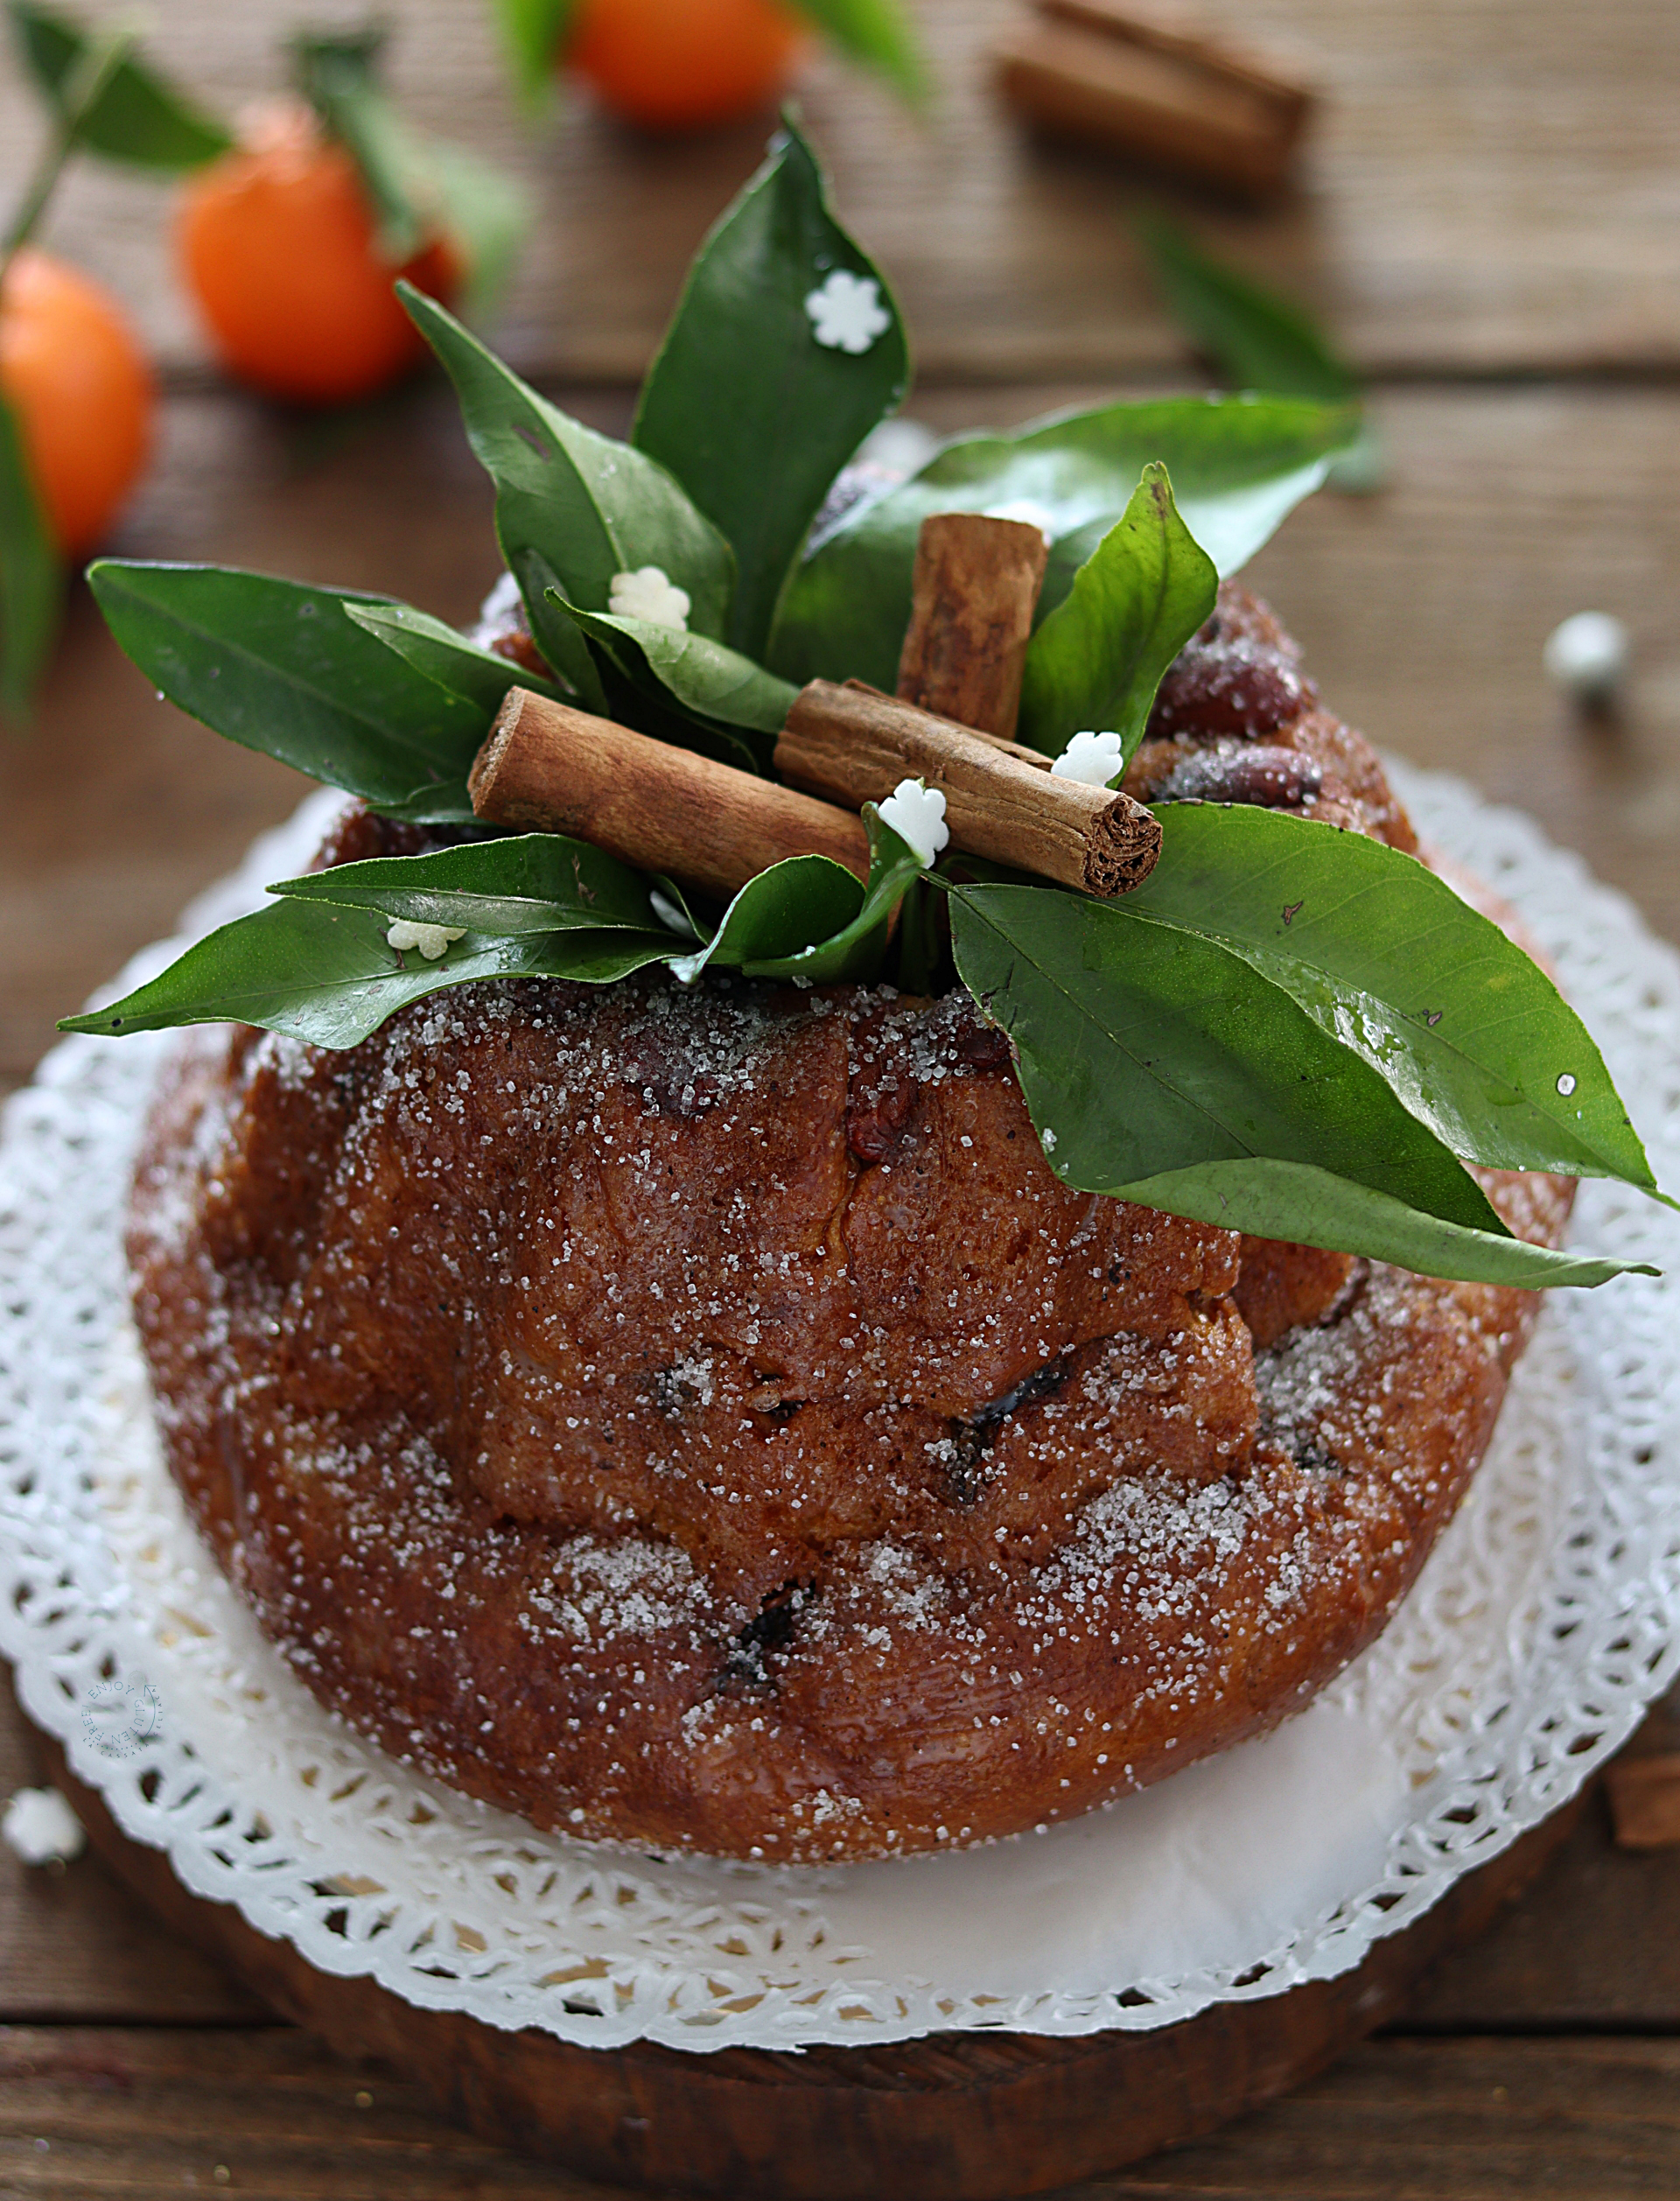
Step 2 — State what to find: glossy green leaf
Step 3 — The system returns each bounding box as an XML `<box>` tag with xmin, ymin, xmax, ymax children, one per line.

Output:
<box><xmin>771</xmin><ymin>394</ymin><xmax>1356</xmax><ymax>690</ymax></box>
<box><xmin>88</xmin><ymin>562</ymin><xmax>486</xmax><ymax>820</ymax></box>
<box><xmin>344</xmin><ymin>599</ymin><xmax>561</xmax><ymax>712</ymax></box>
<box><xmin>509</xmin><ymin>548</ymin><xmax>608</xmax><ymax>712</ymax></box>
<box><xmin>1136</xmin><ymin>213</ymin><xmax>1382</xmax><ymax>493</ymax></box>
<box><xmin>1137</xmin><ymin>214</ymin><xmax>1356</xmax><ymax>403</ymax></box>
<box><xmin>493</xmin><ymin>0</ymin><xmax>574</xmax><ymax>104</ymax></box>
<box><xmin>6</xmin><ymin>0</ymin><xmax>231</xmax><ymax>169</ymax></box>
<box><xmin>292</xmin><ymin>30</ymin><xmax>422</xmax><ymax>259</ymax></box>
<box><xmin>291</xmin><ymin>32</ymin><xmax>527</xmax><ymax>305</ymax></box>
<box><xmin>0</xmin><ymin>387</ymin><xmax>62</xmax><ymax>720</ymax></box>
<box><xmin>1109</xmin><ymin>1159</ymin><xmax>1644</xmax><ymax>1288</ymax></box>
<box><xmin>633</xmin><ymin>118</ymin><xmax>907</xmax><ymax>660</ymax></box>
<box><xmin>1017</xmin><ymin>462</ymin><xmax>1216</xmax><ymax>760</ymax></box>
<box><xmin>60</xmin><ymin>896</ymin><xmax>674</xmax><ymax>1051</ymax></box>
<box><xmin>786</xmin><ymin>0</ymin><xmax>928</xmax><ymax>99</ymax></box>
<box><xmin>1130</xmin><ymin>804</ymin><xmax>1669</xmax><ymax>1195</ymax></box>
<box><xmin>671</xmin><ymin>855</ymin><xmax>865</xmax><ymax>982</ymax></box>
<box><xmin>744</xmin><ymin>806</ymin><xmax>923</xmax><ymax>980</ymax></box>
<box><xmin>270</xmin><ymin>831</ymin><xmax>665</xmax><ymax>936</ymax></box>
<box><xmin>423</xmin><ymin>139</ymin><xmax>529</xmax><ymax>317</ymax></box>
<box><xmin>553</xmin><ymin>593</ymin><xmax>797</xmax><ymax>738</ymax></box>
<box><xmin>404</xmin><ymin>285</ymin><xmax>736</xmax><ymax>644</ymax></box>
<box><xmin>942</xmin><ymin>880</ymin><xmax>1652</xmax><ymax>1286</ymax></box>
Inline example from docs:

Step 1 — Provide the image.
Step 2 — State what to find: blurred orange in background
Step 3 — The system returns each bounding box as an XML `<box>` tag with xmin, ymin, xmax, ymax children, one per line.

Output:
<box><xmin>567</xmin><ymin>0</ymin><xmax>807</xmax><ymax>129</ymax></box>
<box><xmin>178</xmin><ymin>103</ymin><xmax>459</xmax><ymax>406</ymax></box>
<box><xmin>0</xmin><ymin>246</ymin><xmax>152</xmax><ymax>555</ymax></box>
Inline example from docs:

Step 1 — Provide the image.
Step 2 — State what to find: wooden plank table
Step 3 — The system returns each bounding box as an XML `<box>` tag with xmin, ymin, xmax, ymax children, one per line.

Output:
<box><xmin>4</xmin><ymin>0</ymin><xmax>1680</xmax><ymax>2190</ymax></box>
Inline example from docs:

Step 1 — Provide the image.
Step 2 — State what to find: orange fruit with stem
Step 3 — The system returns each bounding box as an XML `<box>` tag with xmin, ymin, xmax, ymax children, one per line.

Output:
<box><xmin>567</xmin><ymin>0</ymin><xmax>807</xmax><ymax>130</ymax></box>
<box><xmin>0</xmin><ymin>246</ymin><xmax>153</xmax><ymax>556</ymax></box>
<box><xmin>177</xmin><ymin>103</ymin><xmax>459</xmax><ymax>405</ymax></box>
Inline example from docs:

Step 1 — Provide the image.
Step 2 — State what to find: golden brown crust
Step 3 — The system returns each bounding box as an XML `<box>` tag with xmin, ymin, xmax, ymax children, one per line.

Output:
<box><xmin>128</xmin><ymin>981</ymin><xmax>1572</xmax><ymax>1863</ymax></box>
<box><xmin>123</xmin><ymin>581</ymin><xmax>1575</xmax><ymax>1862</ymax></box>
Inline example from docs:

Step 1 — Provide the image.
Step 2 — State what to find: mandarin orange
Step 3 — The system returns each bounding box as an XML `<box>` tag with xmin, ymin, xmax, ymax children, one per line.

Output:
<box><xmin>0</xmin><ymin>247</ymin><xmax>153</xmax><ymax>556</ymax></box>
<box><xmin>178</xmin><ymin>104</ymin><xmax>458</xmax><ymax>404</ymax></box>
<box><xmin>568</xmin><ymin>0</ymin><xmax>806</xmax><ymax>130</ymax></box>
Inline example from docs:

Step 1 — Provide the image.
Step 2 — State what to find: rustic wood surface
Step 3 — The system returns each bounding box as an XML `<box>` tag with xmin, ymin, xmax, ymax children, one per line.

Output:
<box><xmin>3</xmin><ymin>0</ymin><xmax>1679</xmax><ymax>380</ymax></box>
<box><xmin>4</xmin><ymin>0</ymin><xmax>1680</xmax><ymax>2190</ymax></box>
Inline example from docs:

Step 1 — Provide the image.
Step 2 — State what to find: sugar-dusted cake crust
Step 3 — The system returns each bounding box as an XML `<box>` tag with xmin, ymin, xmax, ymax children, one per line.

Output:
<box><xmin>126</xmin><ymin>588</ymin><xmax>1576</xmax><ymax>1861</ymax></box>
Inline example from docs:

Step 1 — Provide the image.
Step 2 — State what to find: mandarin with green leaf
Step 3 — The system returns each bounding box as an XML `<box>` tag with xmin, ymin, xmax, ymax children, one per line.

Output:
<box><xmin>177</xmin><ymin>102</ymin><xmax>459</xmax><ymax>403</ymax></box>
<box><xmin>566</xmin><ymin>0</ymin><xmax>806</xmax><ymax>129</ymax></box>
<box><xmin>0</xmin><ymin>247</ymin><xmax>152</xmax><ymax>555</ymax></box>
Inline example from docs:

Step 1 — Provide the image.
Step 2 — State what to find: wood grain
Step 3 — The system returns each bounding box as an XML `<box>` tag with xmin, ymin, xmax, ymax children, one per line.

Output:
<box><xmin>5</xmin><ymin>2027</ymin><xmax>1680</xmax><ymax>2197</ymax></box>
<box><xmin>2</xmin><ymin>0</ymin><xmax>1677</xmax><ymax>384</ymax></box>
<box><xmin>13</xmin><ymin>1733</ymin><xmax>1589</xmax><ymax>2198</ymax></box>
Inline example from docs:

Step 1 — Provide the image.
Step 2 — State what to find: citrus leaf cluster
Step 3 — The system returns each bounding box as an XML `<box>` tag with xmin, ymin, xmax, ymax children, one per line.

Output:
<box><xmin>67</xmin><ymin>121</ymin><xmax>1670</xmax><ymax>1288</ymax></box>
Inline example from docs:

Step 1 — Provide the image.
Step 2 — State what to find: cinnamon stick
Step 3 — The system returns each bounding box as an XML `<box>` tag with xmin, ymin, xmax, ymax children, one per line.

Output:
<box><xmin>994</xmin><ymin>2</ymin><xmax>1313</xmax><ymax>199</ymax></box>
<box><xmin>896</xmin><ymin>513</ymin><xmax>1049</xmax><ymax>741</ymax></box>
<box><xmin>776</xmin><ymin>680</ymin><xmax>1161</xmax><ymax>896</ymax></box>
<box><xmin>471</xmin><ymin>689</ymin><xmax>871</xmax><ymax>901</ymax></box>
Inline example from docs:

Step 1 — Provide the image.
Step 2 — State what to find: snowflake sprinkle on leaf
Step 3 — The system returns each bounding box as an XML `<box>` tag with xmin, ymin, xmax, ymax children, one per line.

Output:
<box><xmin>876</xmin><ymin>777</ymin><xmax>949</xmax><ymax>866</ymax></box>
<box><xmin>608</xmin><ymin>566</ymin><xmax>691</xmax><ymax>631</ymax></box>
<box><xmin>804</xmin><ymin>270</ymin><xmax>891</xmax><ymax>355</ymax></box>
<box><xmin>387</xmin><ymin>920</ymin><xmax>466</xmax><ymax>961</ymax></box>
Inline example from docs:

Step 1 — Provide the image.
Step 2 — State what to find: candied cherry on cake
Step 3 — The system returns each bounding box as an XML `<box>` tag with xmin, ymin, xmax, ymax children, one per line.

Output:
<box><xmin>565</xmin><ymin>0</ymin><xmax>808</xmax><ymax>129</ymax></box>
<box><xmin>0</xmin><ymin>249</ymin><xmax>153</xmax><ymax>555</ymax></box>
<box><xmin>177</xmin><ymin>102</ymin><xmax>460</xmax><ymax>404</ymax></box>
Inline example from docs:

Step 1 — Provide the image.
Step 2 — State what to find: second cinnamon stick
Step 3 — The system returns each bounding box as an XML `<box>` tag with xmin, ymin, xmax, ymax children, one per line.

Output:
<box><xmin>776</xmin><ymin>681</ymin><xmax>1161</xmax><ymax>896</ymax></box>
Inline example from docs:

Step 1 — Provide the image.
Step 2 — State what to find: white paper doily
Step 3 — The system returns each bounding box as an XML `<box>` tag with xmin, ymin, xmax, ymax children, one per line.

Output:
<box><xmin>3</xmin><ymin>768</ymin><xmax>1678</xmax><ymax>2055</ymax></box>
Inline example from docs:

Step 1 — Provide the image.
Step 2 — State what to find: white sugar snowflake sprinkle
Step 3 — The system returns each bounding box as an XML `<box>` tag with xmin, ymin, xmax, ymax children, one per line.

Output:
<box><xmin>804</xmin><ymin>270</ymin><xmax>891</xmax><ymax>355</ymax></box>
<box><xmin>3</xmin><ymin>1787</ymin><xmax>84</xmax><ymax>1865</ymax></box>
<box><xmin>1051</xmin><ymin>730</ymin><xmax>1124</xmax><ymax>787</ymax></box>
<box><xmin>608</xmin><ymin>565</ymin><xmax>691</xmax><ymax>632</ymax></box>
<box><xmin>387</xmin><ymin>919</ymin><xmax>466</xmax><ymax>962</ymax></box>
<box><xmin>876</xmin><ymin>778</ymin><xmax>949</xmax><ymax>866</ymax></box>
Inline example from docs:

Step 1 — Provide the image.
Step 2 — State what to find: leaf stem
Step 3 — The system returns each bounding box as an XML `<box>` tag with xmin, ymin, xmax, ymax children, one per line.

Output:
<box><xmin>1</xmin><ymin>19</ymin><xmax>140</xmax><ymax>293</ymax></box>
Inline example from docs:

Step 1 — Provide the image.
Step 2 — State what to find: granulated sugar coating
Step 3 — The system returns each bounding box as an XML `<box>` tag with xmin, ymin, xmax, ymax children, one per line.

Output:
<box><xmin>122</xmin><ymin>588</ymin><xmax>1576</xmax><ymax>1862</ymax></box>
<box><xmin>128</xmin><ymin>955</ymin><xmax>1572</xmax><ymax>1861</ymax></box>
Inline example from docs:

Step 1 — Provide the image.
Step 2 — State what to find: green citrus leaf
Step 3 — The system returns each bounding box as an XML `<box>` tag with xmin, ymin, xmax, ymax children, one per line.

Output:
<box><xmin>743</xmin><ymin>806</ymin><xmax>923</xmax><ymax>981</ymax></box>
<box><xmin>343</xmin><ymin>599</ymin><xmax>562</xmax><ymax>712</ymax></box>
<box><xmin>421</xmin><ymin>139</ymin><xmax>529</xmax><ymax>318</ymax></box>
<box><xmin>1136</xmin><ymin>214</ymin><xmax>1382</xmax><ymax>493</ymax></box>
<box><xmin>6</xmin><ymin>0</ymin><xmax>231</xmax><ymax>169</ymax></box>
<box><xmin>1110</xmin><ymin>1159</ymin><xmax>1648</xmax><ymax>1288</ymax></box>
<box><xmin>770</xmin><ymin>394</ymin><xmax>1356</xmax><ymax>691</ymax></box>
<box><xmin>0</xmin><ymin>387</ymin><xmax>62</xmax><ymax>720</ymax></box>
<box><xmin>492</xmin><ymin>0</ymin><xmax>574</xmax><ymax>105</ymax></box>
<box><xmin>270</xmin><ymin>831</ymin><xmax>667</xmax><ymax>936</ymax></box>
<box><xmin>633</xmin><ymin>117</ymin><xmax>907</xmax><ymax>661</ymax></box>
<box><xmin>1129</xmin><ymin>804</ymin><xmax>1670</xmax><ymax>1197</ymax></box>
<box><xmin>670</xmin><ymin>855</ymin><xmax>865</xmax><ymax>983</ymax></box>
<box><xmin>292</xmin><ymin>30</ymin><xmax>425</xmax><ymax>261</ymax></box>
<box><xmin>404</xmin><ymin>285</ymin><xmax>736</xmax><ymax>647</ymax></box>
<box><xmin>88</xmin><ymin>562</ymin><xmax>486</xmax><ymax>820</ymax></box>
<box><xmin>60</xmin><ymin>895</ymin><xmax>673</xmax><ymax>1051</ymax></box>
<box><xmin>785</xmin><ymin>0</ymin><xmax>928</xmax><ymax>99</ymax></box>
<box><xmin>1017</xmin><ymin>461</ymin><xmax>1216</xmax><ymax>760</ymax></box>
<box><xmin>551</xmin><ymin>592</ymin><xmax>797</xmax><ymax>740</ymax></box>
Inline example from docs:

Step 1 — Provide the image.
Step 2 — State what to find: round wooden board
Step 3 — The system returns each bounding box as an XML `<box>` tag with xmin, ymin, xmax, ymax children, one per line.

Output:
<box><xmin>35</xmin><ymin>1730</ymin><xmax>1584</xmax><ymax>2201</ymax></box>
